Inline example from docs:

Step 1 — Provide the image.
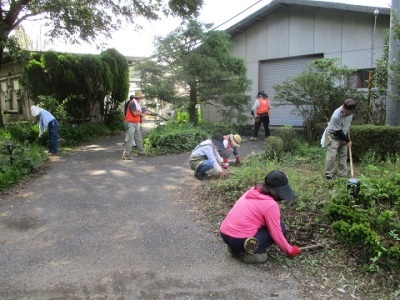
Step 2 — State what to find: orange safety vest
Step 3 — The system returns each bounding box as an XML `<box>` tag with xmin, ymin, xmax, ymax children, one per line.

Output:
<box><xmin>256</xmin><ymin>97</ymin><xmax>270</xmax><ymax>116</ymax></box>
<box><xmin>125</xmin><ymin>100</ymin><xmax>141</xmax><ymax>123</ymax></box>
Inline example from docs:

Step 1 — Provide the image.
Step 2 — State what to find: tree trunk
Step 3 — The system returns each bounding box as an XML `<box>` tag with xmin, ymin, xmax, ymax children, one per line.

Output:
<box><xmin>188</xmin><ymin>85</ymin><xmax>197</xmax><ymax>125</ymax></box>
<box><xmin>386</xmin><ymin>0</ymin><xmax>400</xmax><ymax>125</ymax></box>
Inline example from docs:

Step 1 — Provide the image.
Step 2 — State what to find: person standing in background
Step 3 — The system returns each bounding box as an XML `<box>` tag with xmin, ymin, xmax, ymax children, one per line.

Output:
<box><xmin>122</xmin><ymin>91</ymin><xmax>148</xmax><ymax>160</ymax></box>
<box><xmin>30</xmin><ymin>105</ymin><xmax>59</xmax><ymax>155</ymax></box>
<box><xmin>250</xmin><ymin>91</ymin><xmax>271</xmax><ymax>141</ymax></box>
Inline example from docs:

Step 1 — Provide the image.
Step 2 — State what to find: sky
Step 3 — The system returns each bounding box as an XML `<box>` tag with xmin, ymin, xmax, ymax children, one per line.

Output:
<box><xmin>24</xmin><ymin>0</ymin><xmax>391</xmax><ymax>57</ymax></box>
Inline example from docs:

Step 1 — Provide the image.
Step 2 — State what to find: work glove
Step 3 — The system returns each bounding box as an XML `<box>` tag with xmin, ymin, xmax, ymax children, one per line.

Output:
<box><xmin>220</xmin><ymin>172</ymin><xmax>227</xmax><ymax>178</ymax></box>
<box><xmin>250</xmin><ymin>110</ymin><xmax>254</xmax><ymax>116</ymax></box>
<box><xmin>141</xmin><ymin>107</ymin><xmax>147</xmax><ymax>113</ymax></box>
<box><xmin>221</xmin><ymin>162</ymin><xmax>229</xmax><ymax>169</ymax></box>
<box><xmin>289</xmin><ymin>246</ymin><xmax>301</xmax><ymax>257</ymax></box>
<box><xmin>235</xmin><ymin>156</ymin><xmax>241</xmax><ymax>165</ymax></box>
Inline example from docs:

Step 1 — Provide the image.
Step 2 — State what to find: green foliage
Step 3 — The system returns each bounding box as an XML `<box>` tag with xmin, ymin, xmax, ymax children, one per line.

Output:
<box><xmin>350</xmin><ymin>124</ymin><xmax>400</xmax><ymax>161</ymax></box>
<box><xmin>324</xmin><ymin>166</ymin><xmax>400</xmax><ymax>271</ymax></box>
<box><xmin>0</xmin><ymin>0</ymin><xmax>203</xmax><ymax>69</ymax></box>
<box><xmin>135</xmin><ymin>19</ymin><xmax>251</xmax><ymax>125</ymax></box>
<box><xmin>314</xmin><ymin>123</ymin><xmax>400</xmax><ymax>161</ymax></box>
<box><xmin>0</xmin><ymin>143</ymin><xmax>47</xmax><ymax>190</ymax></box>
<box><xmin>21</xmin><ymin>50</ymin><xmax>127</xmax><ymax>123</ymax></box>
<box><xmin>5</xmin><ymin>122</ymin><xmax>40</xmax><ymax>145</ymax></box>
<box><xmin>100</xmin><ymin>49</ymin><xmax>130</xmax><ymax>124</ymax></box>
<box><xmin>273</xmin><ymin>58</ymin><xmax>363</xmax><ymax>141</ymax></box>
<box><xmin>274</xmin><ymin>125</ymin><xmax>298</xmax><ymax>152</ymax></box>
<box><xmin>144</xmin><ymin>124</ymin><xmax>209</xmax><ymax>155</ymax></box>
<box><xmin>265</xmin><ymin>136</ymin><xmax>284</xmax><ymax>159</ymax></box>
<box><xmin>37</xmin><ymin>95</ymin><xmax>69</xmax><ymax>124</ymax></box>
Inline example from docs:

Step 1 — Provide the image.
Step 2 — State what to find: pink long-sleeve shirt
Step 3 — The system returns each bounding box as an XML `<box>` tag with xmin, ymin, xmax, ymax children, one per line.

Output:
<box><xmin>220</xmin><ymin>186</ymin><xmax>293</xmax><ymax>254</ymax></box>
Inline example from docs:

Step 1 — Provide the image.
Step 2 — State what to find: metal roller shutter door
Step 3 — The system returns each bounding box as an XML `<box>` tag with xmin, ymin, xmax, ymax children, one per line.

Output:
<box><xmin>260</xmin><ymin>55</ymin><xmax>322</xmax><ymax>126</ymax></box>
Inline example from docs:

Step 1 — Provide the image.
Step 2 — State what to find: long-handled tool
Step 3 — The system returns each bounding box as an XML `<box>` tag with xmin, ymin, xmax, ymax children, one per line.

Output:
<box><xmin>300</xmin><ymin>243</ymin><xmax>326</xmax><ymax>251</ymax></box>
<box><xmin>346</xmin><ymin>133</ymin><xmax>360</xmax><ymax>197</ymax></box>
<box><xmin>145</xmin><ymin>109</ymin><xmax>169</xmax><ymax>121</ymax></box>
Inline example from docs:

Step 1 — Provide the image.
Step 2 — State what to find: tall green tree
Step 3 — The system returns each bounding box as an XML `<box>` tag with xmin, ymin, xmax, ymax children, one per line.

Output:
<box><xmin>100</xmin><ymin>48</ymin><xmax>130</xmax><ymax>121</ymax></box>
<box><xmin>0</xmin><ymin>0</ymin><xmax>203</xmax><ymax>67</ymax></box>
<box><xmin>135</xmin><ymin>20</ymin><xmax>251</xmax><ymax>125</ymax></box>
<box><xmin>0</xmin><ymin>0</ymin><xmax>203</xmax><ymax>126</ymax></box>
<box><xmin>21</xmin><ymin>50</ymin><xmax>129</xmax><ymax>121</ymax></box>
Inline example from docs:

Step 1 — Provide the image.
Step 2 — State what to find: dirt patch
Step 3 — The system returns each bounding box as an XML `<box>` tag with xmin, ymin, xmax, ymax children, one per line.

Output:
<box><xmin>191</xmin><ymin>177</ymin><xmax>399</xmax><ymax>300</ymax></box>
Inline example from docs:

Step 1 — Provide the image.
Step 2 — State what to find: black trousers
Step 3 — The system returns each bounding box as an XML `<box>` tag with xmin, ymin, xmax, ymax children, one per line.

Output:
<box><xmin>253</xmin><ymin>114</ymin><xmax>270</xmax><ymax>138</ymax></box>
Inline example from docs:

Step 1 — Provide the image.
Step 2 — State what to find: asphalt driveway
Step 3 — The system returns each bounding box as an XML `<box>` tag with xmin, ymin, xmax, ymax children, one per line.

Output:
<box><xmin>0</xmin><ymin>125</ymin><xmax>305</xmax><ymax>299</ymax></box>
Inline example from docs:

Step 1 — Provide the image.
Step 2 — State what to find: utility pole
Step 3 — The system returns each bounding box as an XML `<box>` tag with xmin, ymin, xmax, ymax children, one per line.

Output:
<box><xmin>365</xmin><ymin>9</ymin><xmax>379</xmax><ymax>124</ymax></box>
<box><xmin>386</xmin><ymin>0</ymin><xmax>400</xmax><ymax>126</ymax></box>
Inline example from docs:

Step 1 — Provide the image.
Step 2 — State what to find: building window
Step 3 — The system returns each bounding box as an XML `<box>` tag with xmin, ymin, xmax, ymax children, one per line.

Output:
<box><xmin>348</xmin><ymin>69</ymin><xmax>374</xmax><ymax>89</ymax></box>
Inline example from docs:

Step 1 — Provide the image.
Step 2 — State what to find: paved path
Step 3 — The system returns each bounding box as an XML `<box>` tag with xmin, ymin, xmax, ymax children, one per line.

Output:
<box><xmin>0</xmin><ymin>127</ymin><xmax>305</xmax><ymax>299</ymax></box>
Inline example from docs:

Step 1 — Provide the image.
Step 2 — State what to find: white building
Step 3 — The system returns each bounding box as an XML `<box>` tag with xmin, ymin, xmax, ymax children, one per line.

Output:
<box><xmin>202</xmin><ymin>0</ymin><xmax>390</xmax><ymax>126</ymax></box>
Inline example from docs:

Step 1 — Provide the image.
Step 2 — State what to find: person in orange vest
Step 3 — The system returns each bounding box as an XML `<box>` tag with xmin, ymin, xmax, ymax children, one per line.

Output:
<box><xmin>217</xmin><ymin>134</ymin><xmax>242</xmax><ymax>168</ymax></box>
<box><xmin>250</xmin><ymin>91</ymin><xmax>271</xmax><ymax>141</ymax></box>
<box><xmin>122</xmin><ymin>90</ymin><xmax>148</xmax><ymax>160</ymax></box>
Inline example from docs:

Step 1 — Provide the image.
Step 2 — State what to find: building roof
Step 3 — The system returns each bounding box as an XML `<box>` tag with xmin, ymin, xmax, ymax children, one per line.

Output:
<box><xmin>225</xmin><ymin>0</ymin><xmax>390</xmax><ymax>35</ymax></box>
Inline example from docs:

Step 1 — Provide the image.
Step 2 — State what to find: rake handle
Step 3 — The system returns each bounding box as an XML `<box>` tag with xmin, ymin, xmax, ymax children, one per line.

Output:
<box><xmin>299</xmin><ymin>243</ymin><xmax>325</xmax><ymax>251</ymax></box>
<box><xmin>348</xmin><ymin>131</ymin><xmax>354</xmax><ymax>178</ymax></box>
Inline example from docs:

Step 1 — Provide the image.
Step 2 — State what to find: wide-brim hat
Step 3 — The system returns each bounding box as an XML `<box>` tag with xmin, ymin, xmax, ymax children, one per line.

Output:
<box><xmin>342</xmin><ymin>98</ymin><xmax>357</xmax><ymax>115</ymax></box>
<box><xmin>230</xmin><ymin>134</ymin><xmax>242</xmax><ymax>147</ymax></box>
<box><xmin>265</xmin><ymin>170</ymin><xmax>296</xmax><ymax>201</ymax></box>
<box><xmin>30</xmin><ymin>105</ymin><xmax>43</xmax><ymax>117</ymax></box>
<box><xmin>134</xmin><ymin>91</ymin><xmax>145</xmax><ymax>98</ymax></box>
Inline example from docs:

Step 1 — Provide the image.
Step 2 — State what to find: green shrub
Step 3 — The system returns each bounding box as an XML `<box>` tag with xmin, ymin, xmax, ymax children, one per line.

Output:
<box><xmin>275</xmin><ymin>125</ymin><xmax>298</xmax><ymax>152</ymax></box>
<box><xmin>265</xmin><ymin>136</ymin><xmax>284</xmax><ymax>159</ymax></box>
<box><xmin>5</xmin><ymin>121</ymin><xmax>45</xmax><ymax>146</ymax></box>
<box><xmin>323</xmin><ymin>166</ymin><xmax>400</xmax><ymax>271</ymax></box>
<box><xmin>315</xmin><ymin>123</ymin><xmax>400</xmax><ymax>161</ymax></box>
<box><xmin>144</xmin><ymin>124</ymin><xmax>209</xmax><ymax>155</ymax></box>
<box><xmin>0</xmin><ymin>144</ymin><xmax>47</xmax><ymax>190</ymax></box>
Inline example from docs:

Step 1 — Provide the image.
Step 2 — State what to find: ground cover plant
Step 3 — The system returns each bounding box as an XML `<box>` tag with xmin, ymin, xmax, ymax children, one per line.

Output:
<box><xmin>194</xmin><ymin>140</ymin><xmax>400</xmax><ymax>300</ymax></box>
<box><xmin>0</xmin><ymin>121</ymin><xmax>120</xmax><ymax>191</ymax></box>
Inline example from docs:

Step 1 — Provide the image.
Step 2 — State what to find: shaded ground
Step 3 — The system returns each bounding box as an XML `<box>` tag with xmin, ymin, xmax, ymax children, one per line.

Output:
<box><xmin>0</xmin><ymin>124</ymin><xmax>397</xmax><ymax>299</ymax></box>
<box><xmin>0</xmin><ymin>126</ymin><xmax>320</xmax><ymax>300</ymax></box>
<box><xmin>193</xmin><ymin>148</ymin><xmax>399</xmax><ymax>300</ymax></box>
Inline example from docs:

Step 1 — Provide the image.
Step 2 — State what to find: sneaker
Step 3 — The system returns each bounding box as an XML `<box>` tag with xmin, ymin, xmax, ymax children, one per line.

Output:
<box><xmin>244</xmin><ymin>237</ymin><xmax>259</xmax><ymax>254</ymax></box>
<box><xmin>244</xmin><ymin>252</ymin><xmax>268</xmax><ymax>264</ymax></box>
<box><xmin>122</xmin><ymin>154</ymin><xmax>133</xmax><ymax>160</ymax></box>
<box><xmin>249</xmin><ymin>137</ymin><xmax>258</xmax><ymax>141</ymax></box>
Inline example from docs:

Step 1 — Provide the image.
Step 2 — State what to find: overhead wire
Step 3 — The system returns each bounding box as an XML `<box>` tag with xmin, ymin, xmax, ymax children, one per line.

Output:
<box><xmin>131</xmin><ymin>0</ymin><xmax>267</xmax><ymax>65</ymax></box>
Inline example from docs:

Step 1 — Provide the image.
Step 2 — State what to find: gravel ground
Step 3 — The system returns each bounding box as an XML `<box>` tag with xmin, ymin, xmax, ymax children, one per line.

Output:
<box><xmin>0</xmin><ymin>123</ymin><xmax>317</xmax><ymax>300</ymax></box>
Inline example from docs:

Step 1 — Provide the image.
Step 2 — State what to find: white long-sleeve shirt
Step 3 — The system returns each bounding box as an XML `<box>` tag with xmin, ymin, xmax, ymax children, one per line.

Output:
<box><xmin>191</xmin><ymin>139</ymin><xmax>223</xmax><ymax>173</ymax></box>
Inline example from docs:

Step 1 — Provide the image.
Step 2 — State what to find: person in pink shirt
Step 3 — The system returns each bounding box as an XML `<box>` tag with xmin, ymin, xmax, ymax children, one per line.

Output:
<box><xmin>219</xmin><ymin>170</ymin><xmax>301</xmax><ymax>263</ymax></box>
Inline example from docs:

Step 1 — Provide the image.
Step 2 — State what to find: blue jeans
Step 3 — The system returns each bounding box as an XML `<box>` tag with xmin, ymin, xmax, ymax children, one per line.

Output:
<box><xmin>48</xmin><ymin>119</ymin><xmax>59</xmax><ymax>154</ymax></box>
<box><xmin>220</xmin><ymin>221</ymin><xmax>286</xmax><ymax>254</ymax></box>
<box><xmin>195</xmin><ymin>160</ymin><xmax>214</xmax><ymax>177</ymax></box>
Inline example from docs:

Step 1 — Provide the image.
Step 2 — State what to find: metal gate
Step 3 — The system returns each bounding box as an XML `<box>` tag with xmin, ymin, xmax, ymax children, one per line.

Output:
<box><xmin>260</xmin><ymin>54</ymin><xmax>323</xmax><ymax>126</ymax></box>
